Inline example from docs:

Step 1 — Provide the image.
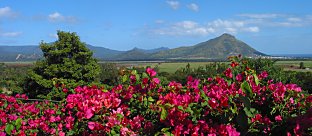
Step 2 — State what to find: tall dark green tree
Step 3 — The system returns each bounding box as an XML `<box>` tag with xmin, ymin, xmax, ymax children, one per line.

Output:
<box><xmin>24</xmin><ymin>31</ymin><xmax>100</xmax><ymax>99</ymax></box>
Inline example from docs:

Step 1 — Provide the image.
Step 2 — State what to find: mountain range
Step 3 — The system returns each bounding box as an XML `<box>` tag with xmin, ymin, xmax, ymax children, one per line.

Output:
<box><xmin>0</xmin><ymin>33</ymin><xmax>266</xmax><ymax>61</ymax></box>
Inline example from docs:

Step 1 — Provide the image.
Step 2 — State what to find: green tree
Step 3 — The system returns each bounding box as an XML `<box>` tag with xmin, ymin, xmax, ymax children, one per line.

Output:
<box><xmin>24</xmin><ymin>31</ymin><xmax>100</xmax><ymax>99</ymax></box>
<box><xmin>299</xmin><ymin>62</ymin><xmax>305</xmax><ymax>69</ymax></box>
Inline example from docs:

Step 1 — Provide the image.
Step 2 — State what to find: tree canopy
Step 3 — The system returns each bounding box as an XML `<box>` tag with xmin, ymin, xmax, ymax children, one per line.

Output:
<box><xmin>24</xmin><ymin>31</ymin><xmax>100</xmax><ymax>99</ymax></box>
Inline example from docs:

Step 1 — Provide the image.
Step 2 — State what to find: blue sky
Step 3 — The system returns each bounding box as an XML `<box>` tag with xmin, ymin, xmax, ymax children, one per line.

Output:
<box><xmin>0</xmin><ymin>0</ymin><xmax>312</xmax><ymax>54</ymax></box>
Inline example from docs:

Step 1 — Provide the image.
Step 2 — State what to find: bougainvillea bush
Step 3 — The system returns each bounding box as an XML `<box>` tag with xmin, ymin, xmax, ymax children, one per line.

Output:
<box><xmin>1</xmin><ymin>56</ymin><xmax>311</xmax><ymax>136</ymax></box>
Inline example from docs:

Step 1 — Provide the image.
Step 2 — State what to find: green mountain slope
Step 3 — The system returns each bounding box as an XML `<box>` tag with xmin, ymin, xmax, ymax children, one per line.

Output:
<box><xmin>151</xmin><ymin>33</ymin><xmax>266</xmax><ymax>59</ymax></box>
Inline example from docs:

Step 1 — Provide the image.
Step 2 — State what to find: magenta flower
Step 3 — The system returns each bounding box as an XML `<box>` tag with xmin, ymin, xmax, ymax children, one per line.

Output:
<box><xmin>235</xmin><ymin>74</ymin><xmax>243</xmax><ymax>82</ymax></box>
<box><xmin>88</xmin><ymin>121</ymin><xmax>95</xmax><ymax>130</ymax></box>
<box><xmin>275</xmin><ymin>115</ymin><xmax>283</xmax><ymax>122</ymax></box>
<box><xmin>224</xmin><ymin>68</ymin><xmax>233</xmax><ymax>78</ymax></box>
<box><xmin>146</xmin><ymin>67</ymin><xmax>156</xmax><ymax>77</ymax></box>
<box><xmin>85</xmin><ymin>108</ymin><xmax>94</xmax><ymax>119</ymax></box>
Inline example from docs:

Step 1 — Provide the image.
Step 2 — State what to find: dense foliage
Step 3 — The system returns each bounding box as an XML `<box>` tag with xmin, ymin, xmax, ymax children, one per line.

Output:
<box><xmin>0</xmin><ymin>63</ymin><xmax>31</xmax><ymax>95</ymax></box>
<box><xmin>1</xmin><ymin>56</ymin><xmax>311</xmax><ymax>135</ymax></box>
<box><xmin>24</xmin><ymin>31</ymin><xmax>100</xmax><ymax>99</ymax></box>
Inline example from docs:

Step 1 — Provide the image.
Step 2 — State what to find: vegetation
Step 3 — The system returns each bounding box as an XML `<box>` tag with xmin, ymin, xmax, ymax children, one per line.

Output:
<box><xmin>0</xmin><ymin>56</ymin><xmax>311</xmax><ymax>135</ymax></box>
<box><xmin>98</xmin><ymin>63</ymin><xmax>120</xmax><ymax>86</ymax></box>
<box><xmin>23</xmin><ymin>31</ymin><xmax>100</xmax><ymax>99</ymax></box>
<box><xmin>0</xmin><ymin>63</ymin><xmax>30</xmax><ymax>95</ymax></box>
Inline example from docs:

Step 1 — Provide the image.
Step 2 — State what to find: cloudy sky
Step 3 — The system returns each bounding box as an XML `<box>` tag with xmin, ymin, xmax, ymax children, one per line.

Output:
<box><xmin>1</xmin><ymin>0</ymin><xmax>312</xmax><ymax>54</ymax></box>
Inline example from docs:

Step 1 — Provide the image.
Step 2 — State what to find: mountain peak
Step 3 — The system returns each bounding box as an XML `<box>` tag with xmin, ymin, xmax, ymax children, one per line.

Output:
<box><xmin>219</xmin><ymin>33</ymin><xmax>236</xmax><ymax>39</ymax></box>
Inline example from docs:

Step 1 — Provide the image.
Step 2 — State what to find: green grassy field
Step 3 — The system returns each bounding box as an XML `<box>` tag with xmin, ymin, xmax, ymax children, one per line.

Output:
<box><xmin>139</xmin><ymin>62</ymin><xmax>217</xmax><ymax>73</ymax></box>
<box><xmin>134</xmin><ymin>60</ymin><xmax>312</xmax><ymax>73</ymax></box>
<box><xmin>3</xmin><ymin>60</ymin><xmax>312</xmax><ymax>73</ymax></box>
<box><xmin>275</xmin><ymin>60</ymin><xmax>312</xmax><ymax>68</ymax></box>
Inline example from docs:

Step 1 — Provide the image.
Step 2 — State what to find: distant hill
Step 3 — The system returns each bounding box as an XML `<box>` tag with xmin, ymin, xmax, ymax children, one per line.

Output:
<box><xmin>112</xmin><ymin>47</ymin><xmax>170</xmax><ymax>60</ymax></box>
<box><xmin>85</xmin><ymin>44</ymin><xmax>124</xmax><ymax>59</ymax></box>
<box><xmin>151</xmin><ymin>33</ymin><xmax>266</xmax><ymax>60</ymax></box>
<box><xmin>0</xmin><ymin>33</ymin><xmax>266</xmax><ymax>61</ymax></box>
<box><xmin>0</xmin><ymin>46</ymin><xmax>42</xmax><ymax>61</ymax></box>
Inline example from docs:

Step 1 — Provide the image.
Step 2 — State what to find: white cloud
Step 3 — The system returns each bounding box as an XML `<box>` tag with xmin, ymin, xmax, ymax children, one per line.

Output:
<box><xmin>166</xmin><ymin>1</ymin><xmax>180</xmax><ymax>10</ymax></box>
<box><xmin>149</xmin><ymin>19</ymin><xmax>259</xmax><ymax>36</ymax></box>
<box><xmin>209</xmin><ymin>19</ymin><xmax>245</xmax><ymax>28</ymax></box>
<box><xmin>155</xmin><ymin>20</ymin><xmax>165</xmax><ymax>24</ymax></box>
<box><xmin>0</xmin><ymin>6</ymin><xmax>17</xmax><ymax>18</ymax></box>
<box><xmin>176</xmin><ymin>21</ymin><xmax>198</xmax><ymax>29</ymax></box>
<box><xmin>151</xmin><ymin>20</ymin><xmax>213</xmax><ymax>36</ymax></box>
<box><xmin>147</xmin><ymin>13</ymin><xmax>312</xmax><ymax>37</ymax></box>
<box><xmin>49</xmin><ymin>33</ymin><xmax>58</xmax><ymax>39</ymax></box>
<box><xmin>287</xmin><ymin>17</ymin><xmax>301</xmax><ymax>22</ymax></box>
<box><xmin>187</xmin><ymin>3</ymin><xmax>199</xmax><ymax>12</ymax></box>
<box><xmin>0</xmin><ymin>31</ymin><xmax>22</xmax><ymax>37</ymax></box>
<box><xmin>224</xmin><ymin>27</ymin><xmax>237</xmax><ymax>34</ymax></box>
<box><xmin>238</xmin><ymin>13</ymin><xmax>280</xmax><ymax>19</ymax></box>
<box><xmin>243</xmin><ymin>27</ymin><xmax>259</xmax><ymax>32</ymax></box>
<box><xmin>48</xmin><ymin>12</ymin><xmax>78</xmax><ymax>23</ymax></box>
<box><xmin>238</xmin><ymin>13</ymin><xmax>312</xmax><ymax>27</ymax></box>
<box><xmin>48</xmin><ymin>12</ymin><xmax>63</xmax><ymax>21</ymax></box>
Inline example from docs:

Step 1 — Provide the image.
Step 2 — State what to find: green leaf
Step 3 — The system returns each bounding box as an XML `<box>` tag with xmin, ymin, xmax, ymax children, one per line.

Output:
<box><xmin>186</xmin><ymin>107</ymin><xmax>194</xmax><ymax>114</ymax></box>
<box><xmin>110</xmin><ymin>129</ymin><xmax>117</xmax><ymax>135</ymax></box>
<box><xmin>178</xmin><ymin>106</ymin><xmax>184</xmax><ymax>111</ymax></box>
<box><xmin>270</xmin><ymin>107</ymin><xmax>276</xmax><ymax>115</ymax></box>
<box><xmin>4</xmin><ymin>101</ymin><xmax>8</xmax><ymax>108</ymax></box>
<box><xmin>164</xmin><ymin>132</ymin><xmax>174</xmax><ymax>136</ymax></box>
<box><xmin>122</xmin><ymin>75</ymin><xmax>128</xmax><ymax>83</ymax></box>
<box><xmin>201</xmin><ymin>101</ymin><xmax>208</xmax><ymax>107</ymax></box>
<box><xmin>67</xmin><ymin>130</ymin><xmax>75</xmax><ymax>135</ymax></box>
<box><xmin>144</xmin><ymin>97</ymin><xmax>148</xmax><ymax>106</ymax></box>
<box><xmin>253</xmin><ymin>73</ymin><xmax>259</xmax><ymax>86</ymax></box>
<box><xmin>164</xmin><ymin>103</ymin><xmax>173</xmax><ymax>108</ymax></box>
<box><xmin>160</xmin><ymin>107</ymin><xmax>168</xmax><ymax>120</ymax></box>
<box><xmin>239</xmin><ymin>95</ymin><xmax>251</xmax><ymax>109</ymax></box>
<box><xmin>200</xmin><ymin>90</ymin><xmax>209</xmax><ymax>101</ymax></box>
<box><xmin>148</xmin><ymin>96</ymin><xmax>154</xmax><ymax>102</ymax></box>
<box><xmin>131</xmin><ymin>70</ymin><xmax>137</xmax><ymax>75</ymax></box>
<box><xmin>241</xmin><ymin>81</ymin><xmax>253</xmax><ymax>98</ymax></box>
<box><xmin>142</xmin><ymin>72</ymin><xmax>149</xmax><ymax>78</ymax></box>
<box><xmin>92</xmin><ymin>115</ymin><xmax>100</xmax><ymax>121</ymax></box>
<box><xmin>5</xmin><ymin>124</ymin><xmax>14</xmax><ymax>135</ymax></box>
<box><xmin>250</xmin><ymin>108</ymin><xmax>256</xmax><ymax>113</ymax></box>
<box><xmin>230</xmin><ymin>104</ymin><xmax>238</xmax><ymax>114</ymax></box>
<box><xmin>244</xmin><ymin>107</ymin><xmax>254</xmax><ymax>117</ymax></box>
<box><xmin>15</xmin><ymin>118</ymin><xmax>22</xmax><ymax>130</ymax></box>
<box><xmin>161</xmin><ymin>127</ymin><xmax>170</xmax><ymax>132</ymax></box>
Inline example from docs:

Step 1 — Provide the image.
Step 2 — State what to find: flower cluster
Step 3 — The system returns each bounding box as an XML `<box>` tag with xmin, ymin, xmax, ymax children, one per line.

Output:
<box><xmin>0</xmin><ymin>56</ymin><xmax>311</xmax><ymax>135</ymax></box>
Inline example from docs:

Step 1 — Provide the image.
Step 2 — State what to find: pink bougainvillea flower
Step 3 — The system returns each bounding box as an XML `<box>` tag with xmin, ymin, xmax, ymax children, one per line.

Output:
<box><xmin>208</xmin><ymin>98</ymin><xmax>218</xmax><ymax>109</ymax></box>
<box><xmin>146</xmin><ymin>67</ymin><xmax>156</xmax><ymax>77</ymax></box>
<box><xmin>275</xmin><ymin>115</ymin><xmax>283</xmax><ymax>122</ymax></box>
<box><xmin>0</xmin><ymin>132</ymin><xmax>6</xmax><ymax>136</ymax></box>
<box><xmin>289</xmin><ymin>97</ymin><xmax>294</xmax><ymax>104</ymax></box>
<box><xmin>225</xmin><ymin>125</ymin><xmax>240</xmax><ymax>136</ymax></box>
<box><xmin>59</xmin><ymin>131</ymin><xmax>65</xmax><ymax>136</ymax></box>
<box><xmin>85</xmin><ymin>108</ymin><xmax>94</xmax><ymax>119</ymax></box>
<box><xmin>230</xmin><ymin>62</ymin><xmax>239</xmax><ymax>68</ymax></box>
<box><xmin>62</xmin><ymin>88</ymin><xmax>68</xmax><ymax>93</ymax></box>
<box><xmin>152</xmin><ymin>78</ymin><xmax>160</xmax><ymax>85</ymax></box>
<box><xmin>236</xmin><ymin>74</ymin><xmax>243</xmax><ymax>82</ymax></box>
<box><xmin>224</xmin><ymin>68</ymin><xmax>233</xmax><ymax>78</ymax></box>
<box><xmin>258</xmin><ymin>71</ymin><xmax>268</xmax><ymax>80</ymax></box>
<box><xmin>88</xmin><ymin>121</ymin><xmax>95</xmax><ymax>130</ymax></box>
